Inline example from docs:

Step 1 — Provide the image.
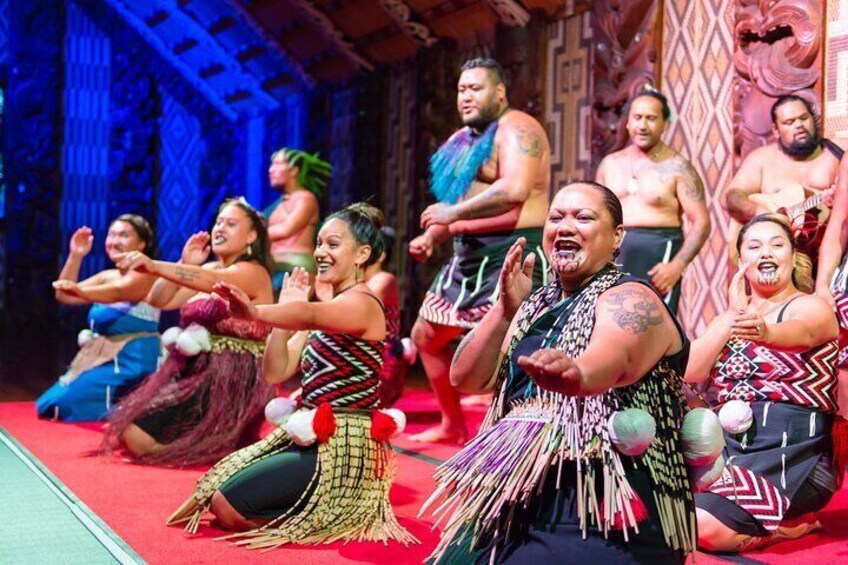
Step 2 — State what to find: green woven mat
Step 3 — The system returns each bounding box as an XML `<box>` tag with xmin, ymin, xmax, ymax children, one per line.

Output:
<box><xmin>0</xmin><ymin>428</ymin><xmax>143</xmax><ymax>564</ymax></box>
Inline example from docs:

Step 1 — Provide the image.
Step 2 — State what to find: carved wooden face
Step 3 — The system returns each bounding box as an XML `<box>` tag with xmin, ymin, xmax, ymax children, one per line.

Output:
<box><xmin>456</xmin><ymin>67</ymin><xmax>505</xmax><ymax>130</ymax></box>
<box><xmin>626</xmin><ymin>96</ymin><xmax>667</xmax><ymax>151</ymax></box>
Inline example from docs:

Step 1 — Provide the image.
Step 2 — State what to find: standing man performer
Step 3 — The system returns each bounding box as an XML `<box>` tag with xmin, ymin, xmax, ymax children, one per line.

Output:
<box><xmin>596</xmin><ymin>89</ymin><xmax>710</xmax><ymax>314</ymax></box>
<box><xmin>264</xmin><ymin>148</ymin><xmax>332</xmax><ymax>295</ymax></box>
<box><xmin>409</xmin><ymin>58</ymin><xmax>551</xmax><ymax>444</ymax></box>
<box><xmin>722</xmin><ymin>95</ymin><xmax>846</xmax><ymax>268</ymax></box>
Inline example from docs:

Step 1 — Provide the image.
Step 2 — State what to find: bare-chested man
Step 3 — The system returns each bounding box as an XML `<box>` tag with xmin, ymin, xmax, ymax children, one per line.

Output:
<box><xmin>264</xmin><ymin>148</ymin><xmax>331</xmax><ymax>294</ymax></box>
<box><xmin>596</xmin><ymin>90</ymin><xmax>710</xmax><ymax>314</ymax></box>
<box><xmin>409</xmin><ymin>58</ymin><xmax>550</xmax><ymax>443</ymax></box>
<box><xmin>723</xmin><ymin>95</ymin><xmax>846</xmax><ymax>267</ymax></box>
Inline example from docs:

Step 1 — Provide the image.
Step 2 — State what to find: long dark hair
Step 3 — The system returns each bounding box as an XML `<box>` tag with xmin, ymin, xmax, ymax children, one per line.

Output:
<box><xmin>217</xmin><ymin>198</ymin><xmax>274</xmax><ymax>276</ymax></box>
<box><xmin>113</xmin><ymin>214</ymin><xmax>157</xmax><ymax>259</ymax></box>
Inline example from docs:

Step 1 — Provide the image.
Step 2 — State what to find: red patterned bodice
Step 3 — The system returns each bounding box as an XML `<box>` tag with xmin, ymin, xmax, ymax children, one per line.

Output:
<box><xmin>711</xmin><ymin>336</ymin><xmax>839</xmax><ymax>413</ymax></box>
<box><xmin>300</xmin><ymin>331</ymin><xmax>383</xmax><ymax>410</ymax></box>
<box><xmin>180</xmin><ymin>297</ymin><xmax>270</xmax><ymax>342</ymax></box>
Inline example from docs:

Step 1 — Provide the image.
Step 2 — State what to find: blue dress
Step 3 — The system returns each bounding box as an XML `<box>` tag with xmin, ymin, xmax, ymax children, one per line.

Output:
<box><xmin>36</xmin><ymin>302</ymin><xmax>160</xmax><ymax>421</ymax></box>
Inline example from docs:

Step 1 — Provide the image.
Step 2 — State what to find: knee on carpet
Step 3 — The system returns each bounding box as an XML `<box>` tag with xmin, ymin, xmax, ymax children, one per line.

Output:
<box><xmin>121</xmin><ymin>424</ymin><xmax>158</xmax><ymax>457</ymax></box>
<box><xmin>210</xmin><ymin>490</ymin><xmax>251</xmax><ymax>531</ymax></box>
<box><xmin>696</xmin><ymin>507</ymin><xmax>746</xmax><ymax>552</ymax></box>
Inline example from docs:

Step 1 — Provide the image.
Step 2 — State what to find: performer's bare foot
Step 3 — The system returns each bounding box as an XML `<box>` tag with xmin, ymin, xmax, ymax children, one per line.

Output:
<box><xmin>774</xmin><ymin>513</ymin><xmax>822</xmax><ymax>541</ymax></box>
<box><xmin>408</xmin><ymin>425</ymin><xmax>467</xmax><ymax>444</ymax></box>
<box><xmin>461</xmin><ymin>393</ymin><xmax>493</xmax><ymax>407</ymax></box>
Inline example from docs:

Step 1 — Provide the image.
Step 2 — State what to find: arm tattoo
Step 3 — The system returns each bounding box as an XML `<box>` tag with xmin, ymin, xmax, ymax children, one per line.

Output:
<box><xmin>604</xmin><ymin>288</ymin><xmax>663</xmax><ymax>334</ymax></box>
<box><xmin>174</xmin><ymin>265</ymin><xmax>201</xmax><ymax>283</ymax></box>
<box><xmin>457</xmin><ymin>187</ymin><xmax>513</xmax><ymax>219</ymax></box>
<box><xmin>453</xmin><ymin>328</ymin><xmax>476</xmax><ymax>364</ymax></box>
<box><xmin>678</xmin><ymin>161</ymin><xmax>706</xmax><ymax>202</ymax></box>
<box><xmin>510</xmin><ymin>124</ymin><xmax>543</xmax><ymax>158</ymax></box>
<box><xmin>675</xmin><ymin>228</ymin><xmax>709</xmax><ymax>266</ymax></box>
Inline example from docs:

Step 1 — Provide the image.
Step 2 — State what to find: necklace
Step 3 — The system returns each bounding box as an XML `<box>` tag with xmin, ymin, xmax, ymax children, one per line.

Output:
<box><xmin>334</xmin><ymin>281</ymin><xmax>363</xmax><ymax>296</ymax></box>
<box><xmin>627</xmin><ymin>145</ymin><xmax>664</xmax><ymax>195</ymax></box>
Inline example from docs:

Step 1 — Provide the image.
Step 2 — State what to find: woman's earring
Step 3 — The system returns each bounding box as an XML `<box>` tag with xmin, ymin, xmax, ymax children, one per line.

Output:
<box><xmin>355</xmin><ymin>263</ymin><xmax>363</xmax><ymax>282</ymax></box>
<box><xmin>246</xmin><ymin>244</ymin><xmax>253</xmax><ymax>257</ymax></box>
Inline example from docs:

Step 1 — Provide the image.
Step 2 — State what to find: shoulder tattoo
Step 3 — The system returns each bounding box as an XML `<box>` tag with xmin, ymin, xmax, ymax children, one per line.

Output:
<box><xmin>510</xmin><ymin>123</ymin><xmax>544</xmax><ymax>159</ymax></box>
<box><xmin>603</xmin><ymin>287</ymin><xmax>663</xmax><ymax>334</ymax></box>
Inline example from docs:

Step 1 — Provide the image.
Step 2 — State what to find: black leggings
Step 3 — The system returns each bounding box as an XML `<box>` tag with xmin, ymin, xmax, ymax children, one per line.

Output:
<box><xmin>218</xmin><ymin>444</ymin><xmax>319</xmax><ymax>520</ymax></box>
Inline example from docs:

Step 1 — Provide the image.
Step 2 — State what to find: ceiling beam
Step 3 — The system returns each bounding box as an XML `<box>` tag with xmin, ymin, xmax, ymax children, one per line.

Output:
<box><xmin>376</xmin><ymin>0</ymin><xmax>438</xmax><ymax>48</ymax></box>
<box><xmin>486</xmin><ymin>0</ymin><xmax>530</xmax><ymax>26</ymax></box>
<box><xmin>289</xmin><ymin>0</ymin><xmax>375</xmax><ymax>72</ymax></box>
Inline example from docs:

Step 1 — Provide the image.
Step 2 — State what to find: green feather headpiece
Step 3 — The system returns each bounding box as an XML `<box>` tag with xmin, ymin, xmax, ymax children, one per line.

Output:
<box><xmin>272</xmin><ymin>148</ymin><xmax>333</xmax><ymax>196</ymax></box>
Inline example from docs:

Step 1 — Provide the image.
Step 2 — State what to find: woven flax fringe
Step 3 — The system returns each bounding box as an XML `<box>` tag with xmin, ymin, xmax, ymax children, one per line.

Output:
<box><xmin>420</xmin><ymin>268</ymin><xmax>695</xmax><ymax>563</ymax></box>
<box><xmin>169</xmin><ymin>414</ymin><xmax>418</xmax><ymax>547</ymax></box>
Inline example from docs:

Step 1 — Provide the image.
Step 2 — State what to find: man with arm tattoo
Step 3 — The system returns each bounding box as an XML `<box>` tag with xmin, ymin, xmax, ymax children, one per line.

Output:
<box><xmin>408</xmin><ymin>57</ymin><xmax>551</xmax><ymax>443</ymax></box>
<box><xmin>596</xmin><ymin>88</ymin><xmax>711</xmax><ymax>315</ymax></box>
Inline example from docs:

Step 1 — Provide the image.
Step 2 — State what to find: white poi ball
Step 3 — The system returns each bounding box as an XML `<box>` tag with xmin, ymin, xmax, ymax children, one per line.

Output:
<box><xmin>161</xmin><ymin>326</ymin><xmax>182</xmax><ymax>349</ymax></box>
<box><xmin>382</xmin><ymin>408</ymin><xmax>407</xmax><ymax>436</ymax></box>
<box><xmin>265</xmin><ymin>397</ymin><xmax>298</xmax><ymax>427</ymax></box>
<box><xmin>286</xmin><ymin>409</ymin><xmax>317</xmax><ymax>446</ymax></box>
<box><xmin>718</xmin><ymin>399</ymin><xmax>753</xmax><ymax>434</ymax></box>
<box><xmin>681</xmin><ymin>408</ymin><xmax>725</xmax><ymax>467</ymax></box>
<box><xmin>176</xmin><ymin>323</ymin><xmax>212</xmax><ymax>357</ymax></box>
<box><xmin>607</xmin><ymin>409</ymin><xmax>657</xmax><ymax>456</ymax></box>
<box><xmin>77</xmin><ymin>329</ymin><xmax>96</xmax><ymax>347</ymax></box>
<box><xmin>689</xmin><ymin>454</ymin><xmax>726</xmax><ymax>491</ymax></box>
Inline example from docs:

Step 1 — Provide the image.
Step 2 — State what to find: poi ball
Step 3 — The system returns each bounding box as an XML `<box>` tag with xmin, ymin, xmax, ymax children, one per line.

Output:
<box><xmin>286</xmin><ymin>409</ymin><xmax>317</xmax><ymax>446</ymax></box>
<box><xmin>607</xmin><ymin>409</ymin><xmax>656</xmax><ymax>456</ymax></box>
<box><xmin>77</xmin><ymin>329</ymin><xmax>96</xmax><ymax>347</ymax></box>
<box><xmin>176</xmin><ymin>323</ymin><xmax>211</xmax><ymax>356</ymax></box>
<box><xmin>383</xmin><ymin>408</ymin><xmax>407</xmax><ymax>437</ymax></box>
<box><xmin>161</xmin><ymin>326</ymin><xmax>182</xmax><ymax>349</ymax></box>
<box><xmin>689</xmin><ymin>453</ymin><xmax>726</xmax><ymax>491</ymax></box>
<box><xmin>681</xmin><ymin>408</ymin><xmax>725</xmax><ymax>467</ymax></box>
<box><xmin>718</xmin><ymin>399</ymin><xmax>753</xmax><ymax>434</ymax></box>
<box><xmin>265</xmin><ymin>397</ymin><xmax>297</xmax><ymax>427</ymax></box>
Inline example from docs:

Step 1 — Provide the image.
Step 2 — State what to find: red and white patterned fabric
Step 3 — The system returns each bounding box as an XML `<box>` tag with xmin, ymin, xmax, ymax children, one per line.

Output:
<box><xmin>711</xmin><ymin>336</ymin><xmax>839</xmax><ymax>413</ymax></box>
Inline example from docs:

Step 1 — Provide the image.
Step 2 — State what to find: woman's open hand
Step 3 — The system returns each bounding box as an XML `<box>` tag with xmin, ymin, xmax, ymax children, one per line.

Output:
<box><xmin>181</xmin><ymin>232</ymin><xmax>211</xmax><ymax>266</ymax></box>
<box><xmin>279</xmin><ymin>267</ymin><xmax>311</xmax><ymax>304</ymax></box>
<box><xmin>499</xmin><ymin>237</ymin><xmax>535</xmax><ymax>319</ymax></box>
<box><xmin>69</xmin><ymin>227</ymin><xmax>94</xmax><ymax>259</ymax></box>
<box><xmin>116</xmin><ymin>251</ymin><xmax>155</xmax><ymax>274</ymax></box>
<box><xmin>52</xmin><ymin>279</ymin><xmax>85</xmax><ymax>299</ymax></box>
<box><xmin>517</xmin><ymin>348</ymin><xmax>582</xmax><ymax>396</ymax></box>
<box><xmin>729</xmin><ymin>260</ymin><xmax>751</xmax><ymax>312</ymax></box>
<box><xmin>213</xmin><ymin>281</ymin><xmax>258</xmax><ymax>320</ymax></box>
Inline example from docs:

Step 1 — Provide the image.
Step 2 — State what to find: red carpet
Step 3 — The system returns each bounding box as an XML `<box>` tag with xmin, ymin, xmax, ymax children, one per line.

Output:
<box><xmin>2</xmin><ymin>392</ymin><xmax>848</xmax><ymax>563</ymax></box>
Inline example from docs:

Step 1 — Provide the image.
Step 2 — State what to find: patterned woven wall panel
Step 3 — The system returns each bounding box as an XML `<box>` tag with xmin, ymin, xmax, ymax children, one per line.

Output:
<box><xmin>662</xmin><ymin>0</ymin><xmax>736</xmax><ymax>335</ymax></box>
<box><xmin>545</xmin><ymin>12</ymin><xmax>593</xmax><ymax>189</ymax></box>
<box><xmin>158</xmin><ymin>94</ymin><xmax>201</xmax><ymax>261</ymax></box>
<box><xmin>61</xmin><ymin>3</ymin><xmax>111</xmax><ymax>278</ymax></box>
<box><xmin>825</xmin><ymin>0</ymin><xmax>848</xmax><ymax>137</ymax></box>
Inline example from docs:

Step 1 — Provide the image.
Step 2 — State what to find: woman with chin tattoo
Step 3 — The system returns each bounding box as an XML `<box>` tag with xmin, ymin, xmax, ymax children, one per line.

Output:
<box><xmin>423</xmin><ymin>181</ymin><xmax>695</xmax><ymax>563</ymax></box>
<box><xmin>102</xmin><ymin>198</ymin><xmax>275</xmax><ymax>466</ymax></box>
<box><xmin>39</xmin><ymin>215</ymin><xmax>161</xmax><ymax>422</ymax></box>
<box><xmin>686</xmin><ymin>213</ymin><xmax>843</xmax><ymax>553</ymax></box>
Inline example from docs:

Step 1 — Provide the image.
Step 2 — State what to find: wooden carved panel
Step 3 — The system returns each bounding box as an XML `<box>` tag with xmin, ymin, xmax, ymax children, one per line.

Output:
<box><xmin>590</xmin><ymin>0</ymin><xmax>663</xmax><ymax>172</ymax></box>
<box><xmin>734</xmin><ymin>0</ymin><xmax>823</xmax><ymax>160</ymax></box>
